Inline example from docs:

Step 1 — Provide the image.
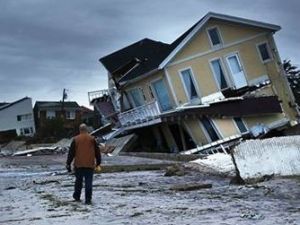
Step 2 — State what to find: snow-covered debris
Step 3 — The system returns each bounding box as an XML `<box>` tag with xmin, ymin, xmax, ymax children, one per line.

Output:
<box><xmin>233</xmin><ymin>136</ymin><xmax>300</xmax><ymax>180</ymax></box>
<box><xmin>191</xmin><ymin>153</ymin><xmax>235</xmax><ymax>176</ymax></box>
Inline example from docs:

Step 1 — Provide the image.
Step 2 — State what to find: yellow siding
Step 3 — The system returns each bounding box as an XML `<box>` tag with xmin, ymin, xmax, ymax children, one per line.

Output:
<box><xmin>213</xmin><ymin>118</ymin><xmax>239</xmax><ymax>137</ymax></box>
<box><xmin>184</xmin><ymin>119</ymin><xmax>207</xmax><ymax>145</ymax></box>
<box><xmin>166</xmin><ymin>34</ymin><xmax>275</xmax><ymax>105</ymax></box>
<box><xmin>171</xmin><ymin>19</ymin><xmax>267</xmax><ymax>63</ymax></box>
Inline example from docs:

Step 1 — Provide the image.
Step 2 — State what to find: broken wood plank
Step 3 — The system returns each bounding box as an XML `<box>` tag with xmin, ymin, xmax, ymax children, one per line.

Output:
<box><xmin>169</xmin><ymin>183</ymin><xmax>212</xmax><ymax>191</ymax></box>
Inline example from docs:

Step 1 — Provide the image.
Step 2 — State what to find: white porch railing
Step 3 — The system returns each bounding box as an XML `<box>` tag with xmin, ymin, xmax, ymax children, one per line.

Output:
<box><xmin>118</xmin><ymin>101</ymin><xmax>161</xmax><ymax>128</ymax></box>
<box><xmin>88</xmin><ymin>89</ymin><xmax>109</xmax><ymax>104</ymax></box>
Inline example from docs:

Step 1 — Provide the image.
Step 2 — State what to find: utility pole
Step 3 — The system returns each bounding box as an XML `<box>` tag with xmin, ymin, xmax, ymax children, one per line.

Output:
<box><xmin>61</xmin><ymin>88</ymin><xmax>68</xmax><ymax>119</ymax></box>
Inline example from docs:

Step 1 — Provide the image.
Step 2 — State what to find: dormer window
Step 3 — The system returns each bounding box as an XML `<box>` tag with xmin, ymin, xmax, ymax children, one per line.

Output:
<box><xmin>207</xmin><ymin>27</ymin><xmax>222</xmax><ymax>48</ymax></box>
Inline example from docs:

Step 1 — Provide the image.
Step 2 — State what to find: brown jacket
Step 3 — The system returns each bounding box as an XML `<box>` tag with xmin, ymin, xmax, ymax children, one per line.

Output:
<box><xmin>67</xmin><ymin>133</ymin><xmax>101</xmax><ymax>168</ymax></box>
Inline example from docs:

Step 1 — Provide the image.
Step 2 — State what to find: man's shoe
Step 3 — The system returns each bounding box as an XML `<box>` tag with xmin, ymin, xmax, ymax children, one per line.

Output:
<box><xmin>85</xmin><ymin>200</ymin><xmax>92</xmax><ymax>205</ymax></box>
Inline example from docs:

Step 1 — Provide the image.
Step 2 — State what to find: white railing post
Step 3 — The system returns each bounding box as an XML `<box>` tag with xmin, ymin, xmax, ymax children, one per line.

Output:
<box><xmin>118</xmin><ymin>100</ymin><xmax>161</xmax><ymax>127</ymax></box>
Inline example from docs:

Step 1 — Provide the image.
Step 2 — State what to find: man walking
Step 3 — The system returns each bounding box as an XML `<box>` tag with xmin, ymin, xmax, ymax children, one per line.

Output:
<box><xmin>66</xmin><ymin>123</ymin><xmax>101</xmax><ymax>204</ymax></box>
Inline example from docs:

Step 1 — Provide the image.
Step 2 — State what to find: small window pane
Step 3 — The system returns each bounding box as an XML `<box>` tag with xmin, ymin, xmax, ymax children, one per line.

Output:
<box><xmin>234</xmin><ymin>117</ymin><xmax>247</xmax><ymax>133</ymax></box>
<box><xmin>201</xmin><ymin>117</ymin><xmax>219</xmax><ymax>142</ymax></box>
<box><xmin>208</xmin><ymin>28</ymin><xmax>221</xmax><ymax>46</ymax></box>
<box><xmin>258</xmin><ymin>43</ymin><xmax>271</xmax><ymax>61</ymax></box>
<box><xmin>181</xmin><ymin>69</ymin><xmax>198</xmax><ymax>100</ymax></box>
<box><xmin>211</xmin><ymin>59</ymin><xmax>228</xmax><ymax>89</ymax></box>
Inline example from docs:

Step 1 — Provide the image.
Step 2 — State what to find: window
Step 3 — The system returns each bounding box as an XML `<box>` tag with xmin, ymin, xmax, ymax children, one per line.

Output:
<box><xmin>226</xmin><ymin>53</ymin><xmax>248</xmax><ymax>89</ymax></box>
<box><xmin>128</xmin><ymin>88</ymin><xmax>145</xmax><ymax>107</ymax></box>
<box><xmin>234</xmin><ymin>117</ymin><xmax>248</xmax><ymax>133</ymax></box>
<box><xmin>17</xmin><ymin>113</ymin><xmax>32</xmax><ymax>121</ymax></box>
<box><xmin>211</xmin><ymin>59</ymin><xmax>228</xmax><ymax>90</ymax></box>
<box><xmin>20</xmin><ymin>127</ymin><xmax>33</xmax><ymax>136</ymax></box>
<box><xmin>180</xmin><ymin>69</ymin><xmax>199</xmax><ymax>101</ymax></box>
<box><xmin>151</xmin><ymin>79</ymin><xmax>172</xmax><ymax>111</ymax></box>
<box><xmin>46</xmin><ymin>110</ymin><xmax>56</xmax><ymax>119</ymax></box>
<box><xmin>201</xmin><ymin>117</ymin><xmax>220</xmax><ymax>142</ymax></box>
<box><xmin>208</xmin><ymin>27</ymin><xmax>222</xmax><ymax>47</ymax></box>
<box><xmin>66</xmin><ymin>111</ymin><xmax>76</xmax><ymax>120</ymax></box>
<box><xmin>257</xmin><ymin>43</ymin><xmax>272</xmax><ymax>62</ymax></box>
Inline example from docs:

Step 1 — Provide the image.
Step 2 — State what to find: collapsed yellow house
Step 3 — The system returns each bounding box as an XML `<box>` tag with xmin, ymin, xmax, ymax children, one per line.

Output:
<box><xmin>96</xmin><ymin>12</ymin><xmax>299</xmax><ymax>154</ymax></box>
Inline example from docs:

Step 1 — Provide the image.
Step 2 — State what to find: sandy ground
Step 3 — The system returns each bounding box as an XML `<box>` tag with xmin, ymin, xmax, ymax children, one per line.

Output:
<box><xmin>0</xmin><ymin>155</ymin><xmax>300</xmax><ymax>225</ymax></box>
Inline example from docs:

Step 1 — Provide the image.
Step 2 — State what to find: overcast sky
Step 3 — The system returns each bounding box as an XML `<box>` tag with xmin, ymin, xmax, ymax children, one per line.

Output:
<box><xmin>1</xmin><ymin>0</ymin><xmax>299</xmax><ymax>107</ymax></box>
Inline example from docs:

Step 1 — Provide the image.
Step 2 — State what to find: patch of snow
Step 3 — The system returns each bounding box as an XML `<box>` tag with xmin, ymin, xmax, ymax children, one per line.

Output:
<box><xmin>192</xmin><ymin>153</ymin><xmax>235</xmax><ymax>175</ymax></box>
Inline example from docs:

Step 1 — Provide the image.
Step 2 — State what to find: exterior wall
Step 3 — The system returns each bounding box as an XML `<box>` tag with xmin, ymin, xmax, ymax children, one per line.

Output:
<box><xmin>266</xmin><ymin>35</ymin><xmax>298</xmax><ymax>121</ymax></box>
<box><xmin>213</xmin><ymin>118</ymin><xmax>239</xmax><ymax>138</ymax></box>
<box><xmin>184</xmin><ymin>119</ymin><xmax>207</xmax><ymax>145</ymax></box>
<box><xmin>124</xmin><ymin>71</ymin><xmax>176</xmax><ymax>109</ymax></box>
<box><xmin>166</xmin><ymin>34</ymin><xmax>277</xmax><ymax>105</ymax></box>
<box><xmin>0</xmin><ymin>98</ymin><xmax>36</xmax><ymax>136</ymax></box>
<box><xmin>171</xmin><ymin>19</ymin><xmax>267</xmax><ymax>63</ymax></box>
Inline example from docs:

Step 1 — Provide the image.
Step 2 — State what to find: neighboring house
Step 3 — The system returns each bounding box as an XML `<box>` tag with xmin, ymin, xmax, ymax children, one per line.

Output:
<box><xmin>34</xmin><ymin>101</ymin><xmax>81</xmax><ymax>131</ymax></box>
<box><xmin>98</xmin><ymin>12</ymin><xmax>299</xmax><ymax>153</ymax></box>
<box><xmin>79</xmin><ymin>106</ymin><xmax>99</xmax><ymax>128</ymax></box>
<box><xmin>0</xmin><ymin>97</ymin><xmax>36</xmax><ymax>137</ymax></box>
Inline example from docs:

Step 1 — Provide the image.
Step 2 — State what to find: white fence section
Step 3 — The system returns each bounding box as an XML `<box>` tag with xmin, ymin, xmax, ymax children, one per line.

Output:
<box><xmin>233</xmin><ymin>136</ymin><xmax>300</xmax><ymax>180</ymax></box>
<box><xmin>118</xmin><ymin>101</ymin><xmax>161</xmax><ymax>128</ymax></box>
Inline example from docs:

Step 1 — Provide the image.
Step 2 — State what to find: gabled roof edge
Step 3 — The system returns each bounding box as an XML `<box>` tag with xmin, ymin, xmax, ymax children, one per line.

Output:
<box><xmin>0</xmin><ymin>97</ymin><xmax>31</xmax><ymax>111</ymax></box>
<box><xmin>159</xmin><ymin>12</ymin><xmax>281</xmax><ymax>69</ymax></box>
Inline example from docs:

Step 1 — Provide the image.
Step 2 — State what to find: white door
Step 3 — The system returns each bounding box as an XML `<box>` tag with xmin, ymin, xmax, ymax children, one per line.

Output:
<box><xmin>226</xmin><ymin>54</ymin><xmax>247</xmax><ymax>89</ymax></box>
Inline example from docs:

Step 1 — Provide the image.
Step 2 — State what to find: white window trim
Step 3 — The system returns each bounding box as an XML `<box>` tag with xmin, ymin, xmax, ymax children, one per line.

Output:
<box><xmin>206</xmin><ymin>26</ymin><xmax>224</xmax><ymax>49</ymax></box>
<box><xmin>127</xmin><ymin>86</ymin><xmax>145</xmax><ymax>108</ymax></box>
<box><xmin>256</xmin><ymin>41</ymin><xmax>273</xmax><ymax>64</ymax></box>
<box><xmin>209</xmin><ymin>57</ymin><xmax>231</xmax><ymax>90</ymax></box>
<box><xmin>198</xmin><ymin>118</ymin><xmax>223</xmax><ymax>143</ymax></box>
<box><xmin>46</xmin><ymin>110</ymin><xmax>56</xmax><ymax>119</ymax></box>
<box><xmin>232</xmin><ymin>118</ymin><xmax>249</xmax><ymax>134</ymax></box>
<box><xmin>150</xmin><ymin>78</ymin><xmax>173</xmax><ymax>112</ymax></box>
<box><xmin>164</xmin><ymin>68</ymin><xmax>179</xmax><ymax>106</ymax></box>
<box><xmin>178</xmin><ymin>67</ymin><xmax>201</xmax><ymax>103</ymax></box>
<box><xmin>224</xmin><ymin>51</ymin><xmax>249</xmax><ymax>88</ymax></box>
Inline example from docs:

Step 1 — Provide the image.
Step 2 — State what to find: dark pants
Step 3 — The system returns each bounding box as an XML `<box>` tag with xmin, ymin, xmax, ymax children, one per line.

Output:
<box><xmin>73</xmin><ymin>168</ymin><xmax>94</xmax><ymax>202</ymax></box>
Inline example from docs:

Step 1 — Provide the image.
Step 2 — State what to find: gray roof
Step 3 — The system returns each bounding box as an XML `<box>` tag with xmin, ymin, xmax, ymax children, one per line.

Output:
<box><xmin>34</xmin><ymin>101</ymin><xmax>80</xmax><ymax>109</ymax></box>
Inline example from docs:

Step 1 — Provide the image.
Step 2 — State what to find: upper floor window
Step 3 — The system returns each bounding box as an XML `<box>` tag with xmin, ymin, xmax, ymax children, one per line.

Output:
<box><xmin>17</xmin><ymin>113</ymin><xmax>32</xmax><ymax>121</ymax></box>
<box><xmin>66</xmin><ymin>111</ymin><xmax>76</xmax><ymax>120</ymax></box>
<box><xmin>257</xmin><ymin>42</ymin><xmax>272</xmax><ymax>62</ymax></box>
<box><xmin>207</xmin><ymin>27</ymin><xmax>222</xmax><ymax>48</ymax></box>
<box><xmin>46</xmin><ymin>110</ymin><xmax>56</xmax><ymax>119</ymax></box>
<box><xmin>180</xmin><ymin>68</ymin><xmax>199</xmax><ymax>101</ymax></box>
<box><xmin>210</xmin><ymin>59</ymin><xmax>229</xmax><ymax>90</ymax></box>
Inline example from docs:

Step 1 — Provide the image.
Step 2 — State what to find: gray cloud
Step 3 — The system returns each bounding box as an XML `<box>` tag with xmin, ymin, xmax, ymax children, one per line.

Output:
<box><xmin>0</xmin><ymin>0</ymin><xmax>299</xmax><ymax>106</ymax></box>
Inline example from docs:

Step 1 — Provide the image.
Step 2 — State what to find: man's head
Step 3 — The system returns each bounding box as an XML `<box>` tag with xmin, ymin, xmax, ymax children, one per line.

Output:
<box><xmin>79</xmin><ymin>123</ymin><xmax>88</xmax><ymax>134</ymax></box>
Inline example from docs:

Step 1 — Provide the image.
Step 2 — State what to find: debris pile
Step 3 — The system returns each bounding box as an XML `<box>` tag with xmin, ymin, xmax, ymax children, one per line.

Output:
<box><xmin>191</xmin><ymin>153</ymin><xmax>235</xmax><ymax>176</ymax></box>
<box><xmin>0</xmin><ymin>138</ymin><xmax>72</xmax><ymax>157</ymax></box>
